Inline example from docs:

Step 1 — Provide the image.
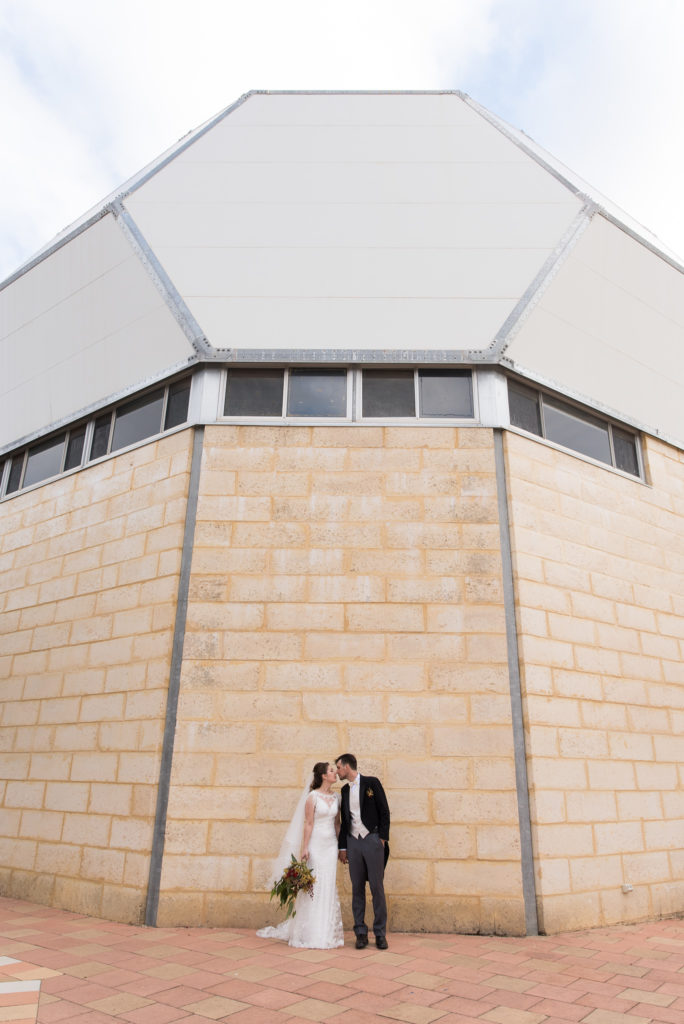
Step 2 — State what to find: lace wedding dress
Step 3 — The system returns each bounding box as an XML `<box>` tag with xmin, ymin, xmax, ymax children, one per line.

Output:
<box><xmin>257</xmin><ymin>790</ymin><xmax>344</xmax><ymax>949</ymax></box>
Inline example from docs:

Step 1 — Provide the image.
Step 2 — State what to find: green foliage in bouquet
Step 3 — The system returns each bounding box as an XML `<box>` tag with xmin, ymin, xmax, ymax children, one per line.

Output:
<box><xmin>269</xmin><ymin>854</ymin><xmax>316</xmax><ymax>919</ymax></box>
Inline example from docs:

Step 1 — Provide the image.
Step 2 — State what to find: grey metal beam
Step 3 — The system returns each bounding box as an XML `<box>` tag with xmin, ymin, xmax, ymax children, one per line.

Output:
<box><xmin>112</xmin><ymin>201</ymin><xmax>215</xmax><ymax>358</ymax></box>
<box><xmin>493</xmin><ymin>428</ymin><xmax>539</xmax><ymax>936</ymax></box>
<box><xmin>145</xmin><ymin>425</ymin><xmax>204</xmax><ymax>927</ymax></box>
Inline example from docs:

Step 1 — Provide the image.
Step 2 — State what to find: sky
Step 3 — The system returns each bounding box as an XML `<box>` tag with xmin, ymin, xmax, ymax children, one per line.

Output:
<box><xmin>1</xmin><ymin>0</ymin><xmax>683</xmax><ymax>281</ymax></box>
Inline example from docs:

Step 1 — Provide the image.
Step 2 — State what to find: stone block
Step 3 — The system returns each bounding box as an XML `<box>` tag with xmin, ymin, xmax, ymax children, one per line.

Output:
<box><xmin>265</xmin><ymin>603</ymin><xmax>344</xmax><ymax>631</ymax></box>
<box><xmin>264</xmin><ymin>662</ymin><xmax>340</xmax><ymax>690</ymax></box>
<box><xmin>635</xmin><ymin>762</ymin><xmax>678</xmax><ymax>790</ymax></box>
<box><xmin>81</xmin><ymin>847</ymin><xmax>126</xmax><ymax>884</ymax></box>
<box><xmin>600</xmin><ymin>885</ymin><xmax>652</xmax><ymax>926</ymax></box>
<box><xmin>432</xmin><ymin>726</ymin><xmax>513</xmax><ymax>758</ymax></box>
<box><xmin>535</xmin><ymin>823</ymin><xmax>594</xmax><ymax>858</ymax></box>
<box><xmin>346</xmin><ymin>662</ymin><xmax>425</xmax><ymax>691</ymax></box>
<box><xmin>110</xmin><ymin>817</ymin><xmax>154</xmax><ymax>852</ymax></box>
<box><xmin>80</xmin><ymin>693</ymin><xmax>126</xmax><ymax>723</ymax></box>
<box><xmin>586</xmin><ymin>759</ymin><xmax>636</xmax><ymax>791</ymax></box>
<box><xmin>347</xmin><ymin>724</ymin><xmax>426</xmax><ymax>755</ymax></box>
<box><xmin>101</xmin><ymin>884</ymin><xmax>146</xmax><ymax>925</ymax></box>
<box><xmin>53</xmin><ymin>876</ymin><xmax>103</xmax><ymax>918</ymax></box>
<box><xmin>166</xmin><ymin>786</ymin><xmax>252</xmax><ymax>821</ymax></box>
<box><xmin>564</xmin><ymin>791</ymin><xmax>617</xmax><ymax>824</ymax></box>
<box><xmin>433</xmin><ymin>791</ymin><xmax>517</xmax><ymax>825</ymax></box>
<box><xmin>19</xmin><ymin>810</ymin><xmax>64</xmax><ymax>841</ymax></box>
<box><xmin>346</xmin><ymin>603</ymin><xmax>424</xmax><ymax>632</ymax></box>
<box><xmin>306</xmin><ymin>632</ymin><xmax>385</xmax><ymax>661</ymax></box>
<box><xmin>643</xmin><ymin>819</ymin><xmax>683</xmax><ymax>850</ymax></box>
<box><xmin>70</xmin><ymin>753</ymin><xmax>119</xmax><ymax>782</ymax></box>
<box><xmin>476</xmin><ymin>826</ymin><xmax>521</xmax><ymax>861</ymax></box>
<box><xmin>569</xmin><ymin>853</ymin><xmax>622</xmax><ymax>893</ymax></box>
<box><xmin>387</xmin><ymin>695</ymin><xmax>467</xmax><ymax>724</ymax></box>
<box><xmin>44</xmin><ymin>782</ymin><xmax>89</xmax><ymax>813</ymax></box>
<box><xmin>29</xmin><ymin>753</ymin><xmax>71</xmax><ymax>781</ymax></box>
<box><xmin>558</xmin><ymin>728</ymin><xmax>609</xmax><ymax>759</ymax></box>
<box><xmin>117</xmin><ymin>753</ymin><xmax>161</xmax><ymax>784</ymax></box>
<box><xmin>434</xmin><ymin>859</ymin><xmax>522</xmax><ymax>897</ymax></box>
<box><xmin>537</xmin><ymin>891</ymin><xmax>601</xmax><ymax>934</ymax></box>
<box><xmin>88</xmin><ymin>783</ymin><xmax>133</xmax><ymax>816</ymax></box>
<box><xmin>38</xmin><ymin>697</ymin><xmax>81</xmax><ymax>725</ymax></box>
<box><xmin>594</xmin><ymin>821</ymin><xmax>644</xmax><ymax>855</ymax></box>
<box><xmin>622</xmin><ymin>850</ymin><xmax>670</xmax><ymax>884</ymax></box>
<box><xmin>473</xmin><ymin>759</ymin><xmax>516</xmax><ymax>791</ymax></box>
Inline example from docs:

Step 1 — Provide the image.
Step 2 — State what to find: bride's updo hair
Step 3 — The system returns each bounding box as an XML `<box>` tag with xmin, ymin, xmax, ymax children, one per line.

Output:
<box><xmin>310</xmin><ymin>762</ymin><xmax>330</xmax><ymax>790</ymax></box>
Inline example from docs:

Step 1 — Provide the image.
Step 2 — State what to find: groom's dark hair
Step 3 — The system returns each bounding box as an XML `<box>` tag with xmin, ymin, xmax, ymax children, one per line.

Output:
<box><xmin>336</xmin><ymin>753</ymin><xmax>357</xmax><ymax>770</ymax></box>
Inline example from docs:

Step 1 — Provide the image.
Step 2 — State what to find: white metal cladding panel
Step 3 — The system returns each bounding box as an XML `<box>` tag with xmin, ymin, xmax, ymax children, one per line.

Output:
<box><xmin>127</xmin><ymin>92</ymin><xmax>580</xmax><ymax>352</ymax></box>
<box><xmin>127</xmin><ymin>154</ymin><xmax>572</xmax><ymax>206</ymax></box>
<box><xmin>183</xmin><ymin>123</ymin><xmax>531</xmax><ymax>165</ymax></box>
<box><xmin>127</xmin><ymin>200</ymin><xmax>579</xmax><ymax>251</ymax></box>
<box><xmin>0</xmin><ymin>216</ymin><xmax>194</xmax><ymax>449</ymax></box>
<box><xmin>154</xmin><ymin>246</ymin><xmax>550</xmax><ymax>299</ymax></box>
<box><xmin>505</xmin><ymin>216</ymin><xmax>684</xmax><ymax>447</ymax></box>
<box><xmin>185</xmin><ymin>296</ymin><xmax>515</xmax><ymax>351</ymax></box>
<box><xmin>224</xmin><ymin>92</ymin><xmax>492</xmax><ymax>126</ymax></box>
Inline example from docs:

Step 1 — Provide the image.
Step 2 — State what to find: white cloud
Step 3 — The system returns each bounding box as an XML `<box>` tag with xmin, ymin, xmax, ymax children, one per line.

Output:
<box><xmin>1</xmin><ymin>0</ymin><xmax>683</xmax><ymax>279</ymax></box>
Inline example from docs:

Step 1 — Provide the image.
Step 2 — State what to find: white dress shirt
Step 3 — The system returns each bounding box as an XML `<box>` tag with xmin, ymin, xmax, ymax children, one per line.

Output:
<box><xmin>350</xmin><ymin>774</ymin><xmax>369</xmax><ymax>839</ymax></box>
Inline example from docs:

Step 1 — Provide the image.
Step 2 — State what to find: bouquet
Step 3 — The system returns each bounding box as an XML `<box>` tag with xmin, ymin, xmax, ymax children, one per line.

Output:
<box><xmin>269</xmin><ymin>854</ymin><xmax>315</xmax><ymax>919</ymax></box>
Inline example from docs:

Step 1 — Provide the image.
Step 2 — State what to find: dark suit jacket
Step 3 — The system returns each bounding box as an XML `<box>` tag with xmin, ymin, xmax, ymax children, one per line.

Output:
<box><xmin>338</xmin><ymin>775</ymin><xmax>390</xmax><ymax>854</ymax></box>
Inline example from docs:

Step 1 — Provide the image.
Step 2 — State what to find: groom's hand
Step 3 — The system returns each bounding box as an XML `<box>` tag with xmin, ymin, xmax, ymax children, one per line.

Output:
<box><xmin>338</xmin><ymin>851</ymin><xmax>348</xmax><ymax>865</ymax></box>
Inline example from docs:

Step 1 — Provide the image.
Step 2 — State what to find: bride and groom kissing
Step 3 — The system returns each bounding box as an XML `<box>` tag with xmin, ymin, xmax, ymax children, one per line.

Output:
<box><xmin>257</xmin><ymin>753</ymin><xmax>391</xmax><ymax>950</ymax></box>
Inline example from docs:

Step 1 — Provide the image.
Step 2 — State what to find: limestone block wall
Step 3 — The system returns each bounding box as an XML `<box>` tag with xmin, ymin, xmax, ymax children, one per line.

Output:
<box><xmin>159</xmin><ymin>424</ymin><xmax>525</xmax><ymax>934</ymax></box>
<box><xmin>505</xmin><ymin>431</ymin><xmax>684</xmax><ymax>933</ymax></box>
<box><xmin>0</xmin><ymin>431</ymin><xmax>192</xmax><ymax>923</ymax></box>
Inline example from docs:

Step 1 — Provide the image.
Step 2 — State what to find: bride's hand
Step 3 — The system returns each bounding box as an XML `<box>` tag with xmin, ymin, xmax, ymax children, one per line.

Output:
<box><xmin>301</xmin><ymin>849</ymin><xmax>309</xmax><ymax>861</ymax></box>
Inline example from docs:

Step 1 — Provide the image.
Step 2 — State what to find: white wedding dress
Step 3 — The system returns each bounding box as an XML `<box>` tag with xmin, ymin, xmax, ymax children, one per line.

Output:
<box><xmin>257</xmin><ymin>790</ymin><xmax>344</xmax><ymax>949</ymax></box>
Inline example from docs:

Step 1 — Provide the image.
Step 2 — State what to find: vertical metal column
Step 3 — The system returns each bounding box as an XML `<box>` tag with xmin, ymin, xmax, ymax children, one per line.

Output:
<box><xmin>493</xmin><ymin>428</ymin><xmax>539</xmax><ymax>936</ymax></box>
<box><xmin>145</xmin><ymin>425</ymin><xmax>204</xmax><ymax>926</ymax></box>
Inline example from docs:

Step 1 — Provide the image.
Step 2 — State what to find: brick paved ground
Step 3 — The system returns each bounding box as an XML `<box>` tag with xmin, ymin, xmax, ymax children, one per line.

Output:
<box><xmin>1</xmin><ymin>897</ymin><xmax>683</xmax><ymax>1024</ymax></box>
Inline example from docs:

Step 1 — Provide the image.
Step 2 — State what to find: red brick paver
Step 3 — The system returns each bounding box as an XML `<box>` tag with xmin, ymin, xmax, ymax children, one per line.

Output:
<box><xmin>0</xmin><ymin>898</ymin><xmax>683</xmax><ymax>1023</ymax></box>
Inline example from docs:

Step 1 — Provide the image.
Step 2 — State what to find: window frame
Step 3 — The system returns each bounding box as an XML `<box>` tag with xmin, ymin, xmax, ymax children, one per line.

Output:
<box><xmin>507</xmin><ymin>378</ymin><xmax>644</xmax><ymax>480</ymax></box>
<box><xmin>0</xmin><ymin>374</ymin><xmax>192</xmax><ymax>500</ymax></box>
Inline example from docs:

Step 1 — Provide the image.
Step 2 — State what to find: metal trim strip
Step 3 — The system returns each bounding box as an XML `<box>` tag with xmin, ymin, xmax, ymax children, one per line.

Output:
<box><xmin>493</xmin><ymin>428</ymin><xmax>539</xmax><ymax>936</ymax></box>
<box><xmin>145</xmin><ymin>425</ymin><xmax>204</xmax><ymax>927</ymax></box>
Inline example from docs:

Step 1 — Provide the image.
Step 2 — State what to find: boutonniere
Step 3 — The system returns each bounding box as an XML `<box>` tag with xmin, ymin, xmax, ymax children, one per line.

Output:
<box><xmin>366</xmin><ymin>788</ymin><xmax>374</xmax><ymax>798</ymax></box>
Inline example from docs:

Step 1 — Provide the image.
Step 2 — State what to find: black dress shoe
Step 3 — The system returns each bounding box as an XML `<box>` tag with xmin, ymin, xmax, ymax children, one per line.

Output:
<box><xmin>355</xmin><ymin>935</ymin><xmax>369</xmax><ymax>949</ymax></box>
<box><xmin>375</xmin><ymin>935</ymin><xmax>388</xmax><ymax>949</ymax></box>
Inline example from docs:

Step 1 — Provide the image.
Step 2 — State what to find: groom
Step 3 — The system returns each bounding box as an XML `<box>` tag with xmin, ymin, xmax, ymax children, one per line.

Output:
<box><xmin>336</xmin><ymin>753</ymin><xmax>390</xmax><ymax>949</ymax></box>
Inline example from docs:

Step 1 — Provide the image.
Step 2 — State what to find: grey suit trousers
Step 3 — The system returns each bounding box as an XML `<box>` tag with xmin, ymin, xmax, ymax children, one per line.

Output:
<box><xmin>347</xmin><ymin>832</ymin><xmax>387</xmax><ymax>937</ymax></box>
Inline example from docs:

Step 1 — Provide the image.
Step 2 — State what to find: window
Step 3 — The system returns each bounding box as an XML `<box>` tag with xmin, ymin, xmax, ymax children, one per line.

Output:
<box><xmin>23</xmin><ymin>436</ymin><xmax>65</xmax><ymax>489</ymax></box>
<box><xmin>362</xmin><ymin>369</ymin><xmax>473</xmax><ymax>419</ymax></box>
<box><xmin>1</xmin><ymin>376</ymin><xmax>191</xmax><ymax>499</ymax></box>
<box><xmin>287</xmin><ymin>370</ymin><xmax>347</xmax><ymax>417</ymax></box>
<box><xmin>91</xmin><ymin>378</ymin><xmax>190</xmax><ymax>461</ymax></box>
<box><xmin>225</xmin><ymin>369</ymin><xmax>284</xmax><ymax>416</ymax></box>
<box><xmin>112</xmin><ymin>390</ymin><xmax>165</xmax><ymax>452</ymax></box>
<box><xmin>419</xmin><ymin>370</ymin><xmax>473</xmax><ymax>418</ymax></box>
<box><xmin>363</xmin><ymin>370</ymin><xmax>415</xmax><ymax>417</ymax></box>
<box><xmin>508</xmin><ymin>381</ymin><xmax>641</xmax><ymax>477</ymax></box>
<box><xmin>222</xmin><ymin>367</ymin><xmax>475</xmax><ymax>422</ymax></box>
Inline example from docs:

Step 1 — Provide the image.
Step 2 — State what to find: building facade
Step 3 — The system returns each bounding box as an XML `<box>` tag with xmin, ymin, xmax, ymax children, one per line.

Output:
<box><xmin>1</xmin><ymin>92</ymin><xmax>683</xmax><ymax>935</ymax></box>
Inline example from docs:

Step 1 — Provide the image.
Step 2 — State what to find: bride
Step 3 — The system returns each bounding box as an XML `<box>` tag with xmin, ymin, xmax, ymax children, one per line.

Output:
<box><xmin>257</xmin><ymin>761</ymin><xmax>344</xmax><ymax>949</ymax></box>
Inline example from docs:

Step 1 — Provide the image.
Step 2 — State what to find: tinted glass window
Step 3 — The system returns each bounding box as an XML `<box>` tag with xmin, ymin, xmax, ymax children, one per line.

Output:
<box><xmin>509</xmin><ymin>384</ymin><xmax>542</xmax><ymax>435</ymax></box>
<box><xmin>23</xmin><ymin>435</ymin><xmax>65</xmax><ymax>488</ymax></box>
<box><xmin>363</xmin><ymin>370</ymin><xmax>415</xmax><ymax>417</ymax></box>
<box><xmin>91</xmin><ymin>413</ymin><xmax>112</xmax><ymax>460</ymax></box>
<box><xmin>613</xmin><ymin>428</ymin><xmax>639</xmax><ymax>476</ymax></box>
<box><xmin>112</xmin><ymin>390</ymin><xmax>164</xmax><ymax>452</ymax></box>
<box><xmin>64</xmin><ymin>427</ymin><xmax>86</xmax><ymax>471</ymax></box>
<box><xmin>544</xmin><ymin>398</ymin><xmax>611</xmax><ymax>464</ymax></box>
<box><xmin>420</xmin><ymin>370</ymin><xmax>473</xmax><ymax>417</ymax></box>
<box><xmin>225</xmin><ymin>370</ymin><xmax>284</xmax><ymax>416</ymax></box>
<box><xmin>165</xmin><ymin>379</ymin><xmax>191</xmax><ymax>429</ymax></box>
<box><xmin>287</xmin><ymin>370</ymin><xmax>347</xmax><ymax>417</ymax></box>
<box><xmin>6</xmin><ymin>455</ymin><xmax>24</xmax><ymax>494</ymax></box>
